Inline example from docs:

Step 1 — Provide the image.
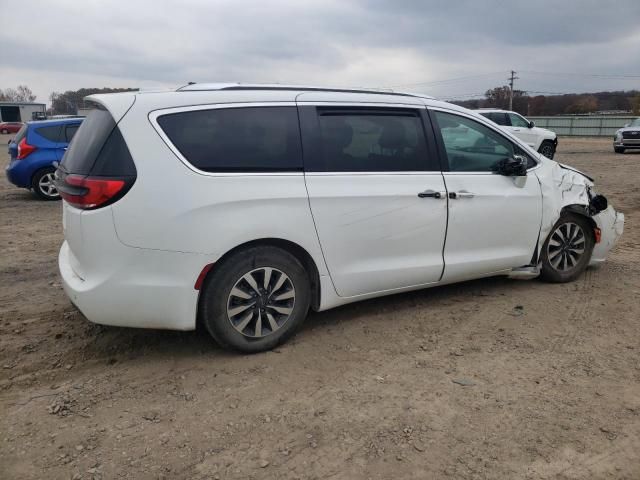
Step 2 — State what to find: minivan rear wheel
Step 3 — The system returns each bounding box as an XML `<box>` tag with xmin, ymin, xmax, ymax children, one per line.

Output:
<box><xmin>32</xmin><ymin>167</ymin><xmax>60</xmax><ymax>200</ymax></box>
<box><xmin>199</xmin><ymin>246</ymin><xmax>311</xmax><ymax>352</ymax></box>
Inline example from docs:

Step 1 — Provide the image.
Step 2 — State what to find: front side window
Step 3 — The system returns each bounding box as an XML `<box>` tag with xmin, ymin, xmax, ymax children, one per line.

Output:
<box><xmin>433</xmin><ymin>111</ymin><xmax>514</xmax><ymax>172</ymax></box>
<box><xmin>316</xmin><ymin>110</ymin><xmax>429</xmax><ymax>172</ymax></box>
<box><xmin>157</xmin><ymin>107</ymin><xmax>302</xmax><ymax>172</ymax></box>
<box><xmin>481</xmin><ymin>112</ymin><xmax>509</xmax><ymax>126</ymax></box>
<box><xmin>508</xmin><ymin>113</ymin><xmax>530</xmax><ymax>128</ymax></box>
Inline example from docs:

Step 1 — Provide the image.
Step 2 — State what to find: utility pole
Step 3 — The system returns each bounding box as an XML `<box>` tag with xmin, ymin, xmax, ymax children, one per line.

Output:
<box><xmin>508</xmin><ymin>70</ymin><xmax>519</xmax><ymax>110</ymax></box>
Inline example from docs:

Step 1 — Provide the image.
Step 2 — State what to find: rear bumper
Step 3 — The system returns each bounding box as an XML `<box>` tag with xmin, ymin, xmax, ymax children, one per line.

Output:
<box><xmin>590</xmin><ymin>205</ymin><xmax>624</xmax><ymax>266</ymax></box>
<box><xmin>59</xmin><ymin>240</ymin><xmax>208</xmax><ymax>331</ymax></box>
<box><xmin>5</xmin><ymin>160</ymin><xmax>32</xmax><ymax>188</ymax></box>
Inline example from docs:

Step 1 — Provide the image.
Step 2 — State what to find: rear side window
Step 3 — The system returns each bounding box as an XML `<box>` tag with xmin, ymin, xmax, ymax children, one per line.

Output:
<box><xmin>61</xmin><ymin>108</ymin><xmax>135</xmax><ymax>176</ymax></box>
<box><xmin>35</xmin><ymin>125</ymin><xmax>62</xmax><ymax>142</ymax></box>
<box><xmin>157</xmin><ymin>107</ymin><xmax>302</xmax><ymax>172</ymax></box>
<box><xmin>315</xmin><ymin>110</ymin><xmax>429</xmax><ymax>172</ymax></box>
<box><xmin>64</xmin><ymin>124</ymin><xmax>80</xmax><ymax>142</ymax></box>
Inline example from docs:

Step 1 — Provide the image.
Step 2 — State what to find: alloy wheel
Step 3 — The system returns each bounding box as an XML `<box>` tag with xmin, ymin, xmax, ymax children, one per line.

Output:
<box><xmin>547</xmin><ymin>222</ymin><xmax>586</xmax><ymax>272</ymax></box>
<box><xmin>226</xmin><ymin>267</ymin><xmax>295</xmax><ymax>338</ymax></box>
<box><xmin>38</xmin><ymin>172</ymin><xmax>59</xmax><ymax>198</ymax></box>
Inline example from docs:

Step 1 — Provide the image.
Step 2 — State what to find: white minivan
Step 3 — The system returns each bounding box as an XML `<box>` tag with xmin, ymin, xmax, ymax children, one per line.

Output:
<box><xmin>56</xmin><ymin>84</ymin><xmax>623</xmax><ymax>352</ymax></box>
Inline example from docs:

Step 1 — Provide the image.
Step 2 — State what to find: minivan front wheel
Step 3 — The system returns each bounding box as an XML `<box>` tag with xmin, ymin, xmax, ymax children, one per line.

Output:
<box><xmin>199</xmin><ymin>246</ymin><xmax>311</xmax><ymax>352</ymax></box>
<box><xmin>32</xmin><ymin>168</ymin><xmax>60</xmax><ymax>200</ymax></box>
<box><xmin>540</xmin><ymin>214</ymin><xmax>594</xmax><ymax>283</ymax></box>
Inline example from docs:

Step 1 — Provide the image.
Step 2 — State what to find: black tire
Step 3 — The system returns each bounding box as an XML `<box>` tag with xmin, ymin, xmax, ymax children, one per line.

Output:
<box><xmin>540</xmin><ymin>213</ymin><xmax>595</xmax><ymax>283</ymax></box>
<box><xmin>199</xmin><ymin>246</ymin><xmax>311</xmax><ymax>353</ymax></box>
<box><xmin>614</xmin><ymin>147</ymin><xmax>625</xmax><ymax>154</ymax></box>
<box><xmin>538</xmin><ymin>140</ymin><xmax>556</xmax><ymax>159</ymax></box>
<box><xmin>31</xmin><ymin>167</ymin><xmax>61</xmax><ymax>201</ymax></box>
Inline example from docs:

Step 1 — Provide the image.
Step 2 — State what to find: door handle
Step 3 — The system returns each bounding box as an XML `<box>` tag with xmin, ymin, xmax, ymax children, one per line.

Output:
<box><xmin>512</xmin><ymin>128</ymin><xmax>521</xmax><ymax>132</ymax></box>
<box><xmin>449</xmin><ymin>190</ymin><xmax>475</xmax><ymax>199</ymax></box>
<box><xmin>417</xmin><ymin>189</ymin><xmax>443</xmax><ymax>199</ymax></box>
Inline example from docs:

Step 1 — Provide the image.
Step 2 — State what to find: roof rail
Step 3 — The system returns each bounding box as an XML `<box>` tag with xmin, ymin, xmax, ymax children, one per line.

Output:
<box><xmin>176</xmin><ymin>83</ymin><xmax>433</xmax><ymax>99</ymax></box>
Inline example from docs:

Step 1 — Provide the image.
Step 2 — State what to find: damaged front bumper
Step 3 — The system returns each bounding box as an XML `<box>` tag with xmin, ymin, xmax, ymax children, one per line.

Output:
<box><xmin>590</xmin><ymin>205</ymin><xmax>624</xmax><ymax>266</ymax></box>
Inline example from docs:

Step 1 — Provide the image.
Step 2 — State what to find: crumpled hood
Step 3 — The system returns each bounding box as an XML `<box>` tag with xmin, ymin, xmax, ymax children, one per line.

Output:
<box><xmin>557</xmin><ymin>162</ymin><xmax>594</xmax><ymax>182</ymax></box>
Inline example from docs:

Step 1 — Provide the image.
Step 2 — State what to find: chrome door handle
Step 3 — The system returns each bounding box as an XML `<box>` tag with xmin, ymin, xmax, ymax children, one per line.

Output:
<box><xmin>417</xmin><ymin>189</ymin><xmax>444</xmax><ymax>199</ymax></box>
<box><xmin>449</xmin><ymin>190</ymin><xmax>475</xmax><ymax>199</ymax></box>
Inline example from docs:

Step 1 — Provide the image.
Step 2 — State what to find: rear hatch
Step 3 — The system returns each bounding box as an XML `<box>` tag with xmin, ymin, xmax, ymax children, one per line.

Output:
<box><xmin>8</xmin><ymin>124</ymin><xmax>27</xmax><ymax>161</ymax></box>
<box><xmin>56</xmin><ymin>105</ymin><xmax>136</xmax><ymax>278</ymax></box>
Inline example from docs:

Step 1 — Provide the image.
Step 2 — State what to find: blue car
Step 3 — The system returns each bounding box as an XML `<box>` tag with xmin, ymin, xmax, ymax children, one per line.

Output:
<box><xmin>6</xmin><ymin>118</ymin><xmax>83</xmax><ymax>200</ymax></box>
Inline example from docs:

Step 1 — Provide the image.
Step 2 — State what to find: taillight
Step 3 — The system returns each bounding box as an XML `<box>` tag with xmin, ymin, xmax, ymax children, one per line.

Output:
<box><xmin>17</xmin><ymin>138</ymin><xmax>37</xmax><ymax>159</ymax></box>
<box><xmin>58</xmin><ymin>174</ymin><xmax>127</xmax><ymax>210</ymax></box>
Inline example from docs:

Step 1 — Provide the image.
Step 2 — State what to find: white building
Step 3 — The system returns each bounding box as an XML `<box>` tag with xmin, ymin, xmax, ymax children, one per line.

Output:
<box><xmin>0</xmin><ymin>101</ymin><xmax>46</xmax><ymax>122</ymax></box>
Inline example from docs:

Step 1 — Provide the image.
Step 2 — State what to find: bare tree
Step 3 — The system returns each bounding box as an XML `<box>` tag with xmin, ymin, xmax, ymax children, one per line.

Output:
<box><xmin>16</xmin><ymin>85</ymin><xmax>36</xmax><ymax>102</ymax></box>
<box><xmin>0</xmin><ymin>85</ymin><xmax>36</xmax><ymax>102</ymax></box>
<box><xmin>631</xmin><ymin>95</ymin><xmax>640</xmax><ymax>116</ymax></box>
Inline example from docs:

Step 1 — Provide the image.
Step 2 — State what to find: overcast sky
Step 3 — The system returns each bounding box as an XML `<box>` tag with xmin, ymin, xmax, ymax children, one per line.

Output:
<box><xmin>1</xmin><ymin>0</ymin><xmax>639</xmax><ymax>104</ymax></box>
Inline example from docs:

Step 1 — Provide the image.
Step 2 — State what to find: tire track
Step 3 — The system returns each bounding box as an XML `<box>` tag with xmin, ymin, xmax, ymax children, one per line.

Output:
<box><xmin>547</xmin><ymin>267</ymin><xmax>595</xmax><ymax>354</ymax></box>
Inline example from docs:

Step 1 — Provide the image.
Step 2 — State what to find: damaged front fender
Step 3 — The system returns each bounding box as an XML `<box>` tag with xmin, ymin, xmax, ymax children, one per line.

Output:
<box><xmin>534</xmin><ymin>160</ymin><xmax>623</xmax><ymax>266</ymax></box>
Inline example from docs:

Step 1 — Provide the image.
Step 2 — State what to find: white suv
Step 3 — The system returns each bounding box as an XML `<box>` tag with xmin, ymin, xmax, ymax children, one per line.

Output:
<box><xmin>477</xmin><ymin>108</ymin><xmax>558</xmax><ymax>159</ymax></box>
<box><xmin>56</xmin><ymin>84</ymin><xmax>623</xmax><ymax>352</ymax></box>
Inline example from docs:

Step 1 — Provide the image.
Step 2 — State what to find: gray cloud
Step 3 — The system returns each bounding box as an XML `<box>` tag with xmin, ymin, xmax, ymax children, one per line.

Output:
<box><xmin>1</xmin><ymin>0</ymin><xmax>639</xmax><ymax>104</ymax></box>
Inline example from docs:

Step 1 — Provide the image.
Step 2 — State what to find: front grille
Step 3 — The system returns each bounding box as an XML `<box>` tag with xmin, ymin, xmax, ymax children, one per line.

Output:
<box><xmin>622</xmin><ymin>130</ymin><xmax>640</xmax><ymax>139</ymax></box>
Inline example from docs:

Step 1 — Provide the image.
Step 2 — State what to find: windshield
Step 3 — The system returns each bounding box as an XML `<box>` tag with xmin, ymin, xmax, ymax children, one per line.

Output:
<box><xmin>630</xmin><ymin>118</ymin><xmax>640</xmax><ymax>127</ymax></box>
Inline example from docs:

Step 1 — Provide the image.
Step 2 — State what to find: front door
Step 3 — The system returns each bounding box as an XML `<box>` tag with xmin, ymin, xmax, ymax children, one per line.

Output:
<box><xmin>430</xmin><ymin>109</ymin><xmax>542</xmax><ymax>282</ymax></box>
<box><xmin>299</xmin><ymin>104</ymin><xmax>448</xmax><ymax>297</ymax></box>
<box><xmin>507</xmin><ymin>112</ymin><xmax>538</xmax><ymax>148</ymax></box>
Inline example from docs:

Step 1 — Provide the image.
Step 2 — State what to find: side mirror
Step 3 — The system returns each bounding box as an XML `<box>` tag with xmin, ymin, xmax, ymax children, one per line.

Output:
<box><xmin>492</xmin><ymin>155</ymin><xmax>528</xmax><ymax>177</ymax></box>
<box><xmin>528</xmin><ymin>120</ymin><xmax>535</xmax><ymax>128</ymax></box>
<box><xmin>623</xmin><ymin>123</ymin><xmax>630</xmax><ymax>128</ymax></box>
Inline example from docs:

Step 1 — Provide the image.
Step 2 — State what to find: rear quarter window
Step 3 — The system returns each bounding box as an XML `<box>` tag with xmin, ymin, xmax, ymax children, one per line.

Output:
<box><xmin>156</xmin><ymin>106</ymin><xmax>303</xmax><ymax>172</ymax></box>
<box><xmin>61</xmin><ymin>108</ymin><xmax>135</xmax><ymax>176</ymax></box>
<box><xmin>34</xmin><ymin>125</ymin><xmax>62</xmax><ymax>142</ymax></box>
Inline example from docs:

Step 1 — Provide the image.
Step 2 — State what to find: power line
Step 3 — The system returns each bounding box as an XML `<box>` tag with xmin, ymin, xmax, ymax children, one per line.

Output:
<box><xmin>520</xmin><ymin>70</ymin><xmax>640</xmax><ymax>79</ymax></box>
<box><xmin>441</xmin><ymin>92</ymin><xmax>487</xmax><ymax>100</ymax></box>
<box><xmin>385</xmin><ymin>71</ymin><xmax>506</xmax><ymax>89</ymax></box>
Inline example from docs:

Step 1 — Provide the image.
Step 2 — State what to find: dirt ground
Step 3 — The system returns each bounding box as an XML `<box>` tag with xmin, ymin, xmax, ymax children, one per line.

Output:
<box><xmin>1</xmin><ymin>135</ymin><xmax>639</xmax><ymax>480</ymax></box>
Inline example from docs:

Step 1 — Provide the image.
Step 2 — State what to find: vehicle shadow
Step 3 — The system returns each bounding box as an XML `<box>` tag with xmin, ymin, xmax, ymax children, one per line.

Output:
<box><xmin>68</xmin><ymin>274</ymin><xmax>525</xmax><ymax>365</ymax></box>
